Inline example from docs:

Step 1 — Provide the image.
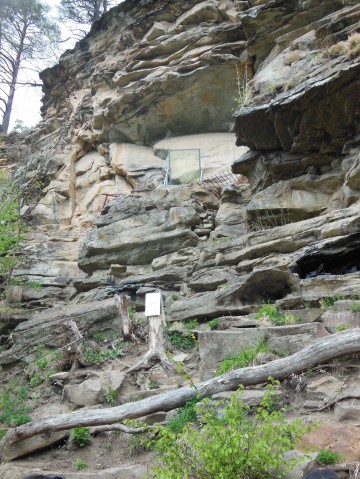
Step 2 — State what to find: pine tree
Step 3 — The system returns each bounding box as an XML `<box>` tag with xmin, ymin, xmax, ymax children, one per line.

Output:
<box><xmin>0</xmin><ymin>0</ymin><xmax>60</xmax><ymax>133</ymax></box>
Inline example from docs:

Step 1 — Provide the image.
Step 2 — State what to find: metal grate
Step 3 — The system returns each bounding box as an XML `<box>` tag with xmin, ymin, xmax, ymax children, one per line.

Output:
<box><xmin>98</xmin><ymin>193</ymin><xmax>126</xmax><ymax>212</ymax></box>
<box><xmin>194</xmin><ymin>170</ymin><xmax>248</xmax><ymax>189</ymax></box>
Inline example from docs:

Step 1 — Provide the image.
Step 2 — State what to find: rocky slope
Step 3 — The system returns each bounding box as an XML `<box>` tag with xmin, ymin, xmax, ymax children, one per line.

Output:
<box><xmin>1</xmin><ymin>0</ymin><xmax>360</xmax><ymax>477</ymax></box>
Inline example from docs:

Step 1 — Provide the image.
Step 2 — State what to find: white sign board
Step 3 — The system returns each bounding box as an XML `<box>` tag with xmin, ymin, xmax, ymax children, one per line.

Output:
<box><xmin>145</xmin><ymin>292</ymin><xmax>161</xmax><ymax>317</ymax></box>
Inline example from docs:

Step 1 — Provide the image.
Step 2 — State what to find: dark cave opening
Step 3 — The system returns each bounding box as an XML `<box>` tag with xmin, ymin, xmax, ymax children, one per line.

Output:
<box><xmin>294</xmin><ymin>233</ymin><xmax>360</xmax><ymax>279</ymax></box>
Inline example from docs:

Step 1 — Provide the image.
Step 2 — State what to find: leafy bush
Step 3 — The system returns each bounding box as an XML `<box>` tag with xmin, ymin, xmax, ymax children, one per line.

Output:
<box><xmin>217</xmin><ymin>341</ymin><xmax>268</xmax><ymax>376</ymax></box>
<box><xmin>335</xmin><ymin>323</ymin><xmax>349</xmax><ymax>331</ymax></box>
<box><xmin>255</xmin><ymin>305</ymin><xmax>301</xmax><ymax>326</ymax></box>
<box><xmin>321</xmin><ymin>296</ymin><xmax>343</xmax><ymax>308</ymax></box>
<box><xmin>26</xmin><ymin>345</ymin><xmax>62</xmax><ymax>387</ymax></box>
<box><xmin>184</xmin><ymin>319</ymin><xmax>198</xmax><ymax>330</ymax></box>
<box><xmin>83</xmin><ymin>346</ymin><xmax>123</xmax><ymax>364</ymax></box>
<box><xmin>208</xmin><ymin>318</ymin><xmax>220</xmax><ymax>330</ymax></box>
<box><xmin>149</xmin><ymin>383</ymin><xmax>310</xmax><ymax>479</ymax></box>
<box><xmin>168</xmin><ymin>331</ymin><xmax>196</xmax><ymax>350</ymax></box>
<box><xmin>316</xmin><ymin>449</ymin><xmax>341</xmax><ymax>465</ymax></box>
<box><xmin>0</xmin><ymin>384</ymin><xmax>32</xmax><ymax>427</ymax></box>
<box><xmin>350</xmin><ymin>302</ymin><xmax>360</xmax><ymax>313</ymax></box>
<box><xmin>71</xmin><ymin>427</ymin><xmax>92</xmax><ymax>447</ymax></box>
<box><xmin>74</xmin><ymin>458</ymin><xmax>88</xmax><ymax>470</ymax></box>
<box><xmin>166</xmin><ymin>399</ymin><xmax>198</xmax><ymax>434</ymax></box>
<box><xmin>0</xmin><ymin>170</ymin><xmax>26</xmax><ymax>285</ymax></box>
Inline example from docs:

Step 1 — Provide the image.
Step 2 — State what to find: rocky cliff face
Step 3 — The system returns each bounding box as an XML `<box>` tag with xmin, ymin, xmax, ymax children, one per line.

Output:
<box><xmin>1</xmin><ymin>0</ymin><xmax>360</xmax><ymax>475</ymax></box>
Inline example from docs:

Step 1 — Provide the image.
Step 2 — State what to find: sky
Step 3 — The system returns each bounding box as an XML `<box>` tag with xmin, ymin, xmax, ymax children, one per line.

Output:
<box><xmin>10</xmin><ymin>0</ymin><xmax>124</xmax><ymax>131</ymax></box>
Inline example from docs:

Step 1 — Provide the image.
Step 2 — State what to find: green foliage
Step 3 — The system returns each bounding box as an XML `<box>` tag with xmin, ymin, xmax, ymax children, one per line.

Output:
<box><xmin>74</xmin><ymin>458</ymin><xmax>88</xmax><ymax>470</ymax></box>
<box><xmin>0</xmin><ymin>428</ymin><xmax>6</xmax><ymax>439</ymax></box>
<box><xmin>350</xmin><ymin>302</ymin><xmax>360</xmax><ymax>313</ymax></box>
<box><xmin>148</xmin><ymin>379</ymin><xmax>161</xmax><ymax>390</ymax></box>
<box><xmin>0</xmin><ymin>384</ymin><xmax>32</xmax><ymax>427</ymax></box>
<box><xmin>171</xmin><ymin>293</ymin><xmax>179</xmax><ymax>301</ymax></box>
<box><xmin>26</xmin><ymin>280</ymin><xmax>43</xmax><ymax>289</ymax></box>
<box><xmin>254</xmin><ymin>305</ymin><xmax>301</xmax><ymax>326</ymax></box>
<box><xmin>0</xmin><ymin>0</ymin><xmax>60</xmax><ymax>132</ymax></box>
<box><xmin>316</xmin><ymin>449</ymin><xmax>341</xmax><ymax>465</ymax></box>
<box><xmin>83</xmin><ymin>346</ymin><xmax>124</xmax><ymax>364</ymax></box>
<box><xmin>26</xmin><ymin>345</ymin><xmax>62</xmax><ymax>387</ymax></box>
<box><xmin>208</xmin><ymin>318</ymin><xmax>220</xmax><ymax>330</ymax></box>
<box><xmin>166</xmin><ymin>399</ymin><xmax>198</xmax><ymax>434</ymax></box>
<box><xmin>321</xmin><ymin>296</ymin><xmax>344</xmax><ymax>308</ymax></box>
<box><xmin>335</xmin><ymin>323</ymin><xmax>349</xmax><ymax>331</ymax></box>
<box><xmin>149</xmin><ymin>382</ymin><xmax>310</xmax><ymax>479</ymax></box>
<box><xmin>60</xmin><ymin>0</ymin><xmax>117</xmax><ymax>25</ymax></box>
<box><xmin>217</xmin><ymin>341</ymin><xmax>268</xmax><ymax>376</ymax></box>
<box><xmin>234</xmin><ymin>64</ymin><xmax>252</xmax><ymax>111</ymax></box>
<box><xmin>105</xmin><ymin>387</ymin><xmax>117</xmax><ymax>406</ymax></box>
<box><xmin>71</xmin><ymin>427</ymin><xmax>92</xmax><ymax>447</ymax></box>
<box><xmin>168</xmin><ymin>331</ymin><xmax>196</xmax><ymax>350</ymax></box>
<box><xmin>0</xmin><ymin>170</ymin><xmax>26</xmax><ymax>284</ymax></box>
<box><xmin>184</xmin><ymin>319</ymin><xmax>198</xmax><ymax>330</ymax></box>
<box><xmin>91</xmin><ymin>330</ymin><xmax>119</xmax><ymax>343</ymax></box>
<box><xmin>127</xmin><ymin>305</ymin><xmax>136</xmax><ymax>321</ymax></box>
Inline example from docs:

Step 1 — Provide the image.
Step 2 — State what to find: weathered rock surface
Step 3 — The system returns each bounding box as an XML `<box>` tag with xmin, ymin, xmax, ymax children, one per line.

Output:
<box><xmin>0</xmin><ymin>299</ymin><xmax>118</xmax><ymax>365</ymax></box>
<box><xmin>2</xmin><ymin>0</ymin><xmax>360</xmax><ymax>473</ymax></box>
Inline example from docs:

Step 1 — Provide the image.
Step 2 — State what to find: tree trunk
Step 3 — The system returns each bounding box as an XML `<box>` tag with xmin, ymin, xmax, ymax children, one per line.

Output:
<box><xmin>125</xmin><ymin>314</ymin><xmax>173</xmax><ymax>374</ymax></box>
<box><xmin>115</xmin><ymin>293</ymin><xmax>133</xmax><ymax>340</ymax></box>
<box><xmin>4</xmin><ymin>329</ymin><xmax>360</xmax><ymax>449</ymax></box>
<box><xmin>1</xmin><ymin>25</ymin><xmax>26</xmax><ymax>133</ymax></box>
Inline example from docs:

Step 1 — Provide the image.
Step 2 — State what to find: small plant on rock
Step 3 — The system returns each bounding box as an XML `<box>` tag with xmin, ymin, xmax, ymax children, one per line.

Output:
<box><xmin>0</xmin><ymin>383</ymin><xmax>32</xmax><ymax>427</ymax></box>
<box><xmin>168</xmin><ymin>331</ymin><xmax>196</xmax><ymax>350</ymax></box>
<box><xmin>71</xmin><ymin>427</ymin><xmax>92</xmax><ymax>447</ymax></box>
<box><xmin>208</xmin><ymin>318</ymin><xmax>220</xmax><ymax>330</ymax></box>
<box><xmin>166</xmin><ymin>398</ymin><xmax>198</xmax><ymax>434</ymax></box>
<box><xmin>316</xmin><ymin>449</ymin><xmax>341</xmax><ymax>465</ymax></box>
<box><xmin>217</xmin><ymin>341</ymin><xmax>268</xmax><ymax>375</ymax></box>
<box><xmin>350</xmin><ymin>302</ymin><xmax>360</xmax><ymax>313</ymax></box>
<box><xmin>255</xmin><ymin>305</ymin><xmax>301</xmax><ymax>326</ymax></box>
<box><xmin>74</xmin><ymin>458</ymin><xmax>88</xmax><ymax>470</ymax></box>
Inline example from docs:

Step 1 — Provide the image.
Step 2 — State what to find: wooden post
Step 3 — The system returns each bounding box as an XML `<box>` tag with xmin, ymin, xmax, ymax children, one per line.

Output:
<box><xmin>115</xmin><ymin>293</ymin><xmax>133</xmax><ymax>340</ymax></box>
<box><xmin>125</xmin><ymin>289</ymin><xmax>173</xmax><ymax>373</ymax></box>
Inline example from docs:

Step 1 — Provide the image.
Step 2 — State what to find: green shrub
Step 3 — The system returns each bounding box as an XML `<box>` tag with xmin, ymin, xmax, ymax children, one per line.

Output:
<box><xmin>350</xmin><ymin>302</ymin><xmax>360</xmax><ymax>313</ymax></box>
<box><xmin>105</xmin><ymin>387</ymin><xmax>117</xmax><ymax>406</ymax></box>
<box><xmin>208</xmin><ymin>318</ymin><xmax>220</xmax><ymax>330</ymax></box>
<box><xmin>217</xmin><ymin>341</ymin><xmax>268</xmax><ymax>376</ymax></box>
<box><xmin>184</xmin><ymin>319</ymin><xmax>198</xmax><ymax>330</ymax></box>
<box><xmin>148</xmin><ymin>379</ymin><xmax>161</xmax><ymax>390</ymax></box>
<box><xmin>128</xmin><ymin>305</ymin><xmax>136</xmax><ymax>320</ymax></box>
<box><xmin>166</xmin><ymin>399</ymin><xmax>198</xmax><ymax>434</ymax></box>
<box><xmin>321</xmin><ymin>296</ymin><xmax>343</xmax><ymax>308</ymax></box>
<box><xmin>26</xmin><ymin>345</ymin><xmax>62</xmax><ymax>387</ymax></box>
<box><xmin>168</xmin><ymin>331</ymin><xmax>196</xmax><ymax>350</ymax></box>
<box><xmin>316</xmin><ymin>449</ymin><xmax>341</xmax><ymax>465</ymax></box>
<box><xmin>74</xmin><ymin>458</ymin><xmax>88</xmax><ymax>470</ymax></box>
<box><xmin>254</xmin><ymin>305</ymin><xmax>301</xmax><ymax>326</ymax></box>
<box><xmin>0</xmin><ymin>385</ymin><xmax>32</xmax><ymax>427</ymax></box>
<box><xmin>335</xmin><ymin>323</ymin><xmax>349</xmax><ymax>331</ymax></box>
<box><xmin>83</xmin><ymin>347</ymin><xmax>123</xmax><ymax>364</ymax></box>
<box><xmin>71</xmin><ymin>427</ymin><xmax>92</xmax><ymax>447</ymax></box>
<box><xmin>149</xmin><ymin>382</ymin><xmax>310</xmax><ymax>479</ymax></box>
<box><xmin>171</xmin><ymin>293</ymin><xmax>179</xmax><ymax>301</ymax></box>
<box><xmin>27</xmin><ymin>280</ymin><xmax>43</xmax><ymax>289</ymax></box>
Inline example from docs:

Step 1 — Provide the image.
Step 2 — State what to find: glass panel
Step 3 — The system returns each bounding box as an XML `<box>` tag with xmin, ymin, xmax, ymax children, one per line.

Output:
<box><xmin>169</xmin><ymin>149</ymin><xmax>201</xmax><ymax>185</ymax></box>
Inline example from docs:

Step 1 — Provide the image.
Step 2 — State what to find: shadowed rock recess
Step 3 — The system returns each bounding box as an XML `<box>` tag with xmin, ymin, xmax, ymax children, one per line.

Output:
<box><xmin>1</xmin><ymin>0</ymin><xmax>360</xmax><ymax>476</ymax></box>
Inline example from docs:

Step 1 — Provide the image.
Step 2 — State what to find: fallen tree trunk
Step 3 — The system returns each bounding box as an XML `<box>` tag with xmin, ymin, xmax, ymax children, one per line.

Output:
<box><xmin>4</xmin><ymin>329</ymin><xmax>360</xmax><ymax>449</ymax></box>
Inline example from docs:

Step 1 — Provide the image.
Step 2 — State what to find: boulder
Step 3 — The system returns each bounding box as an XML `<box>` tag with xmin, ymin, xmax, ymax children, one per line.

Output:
<box><xmin>199</xmin><ymin>329</ymin><xmax>266</xmax><ymax>379</ymax></box>
<box><xmin>266</xmin><ymin>323</ymin><xmax>329</xmax><ymax>356</ymax></box>
<box><xmin>0</xmin><ymin>299</ymin><xmax>119</xmax><ymax>365</ymax></box>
